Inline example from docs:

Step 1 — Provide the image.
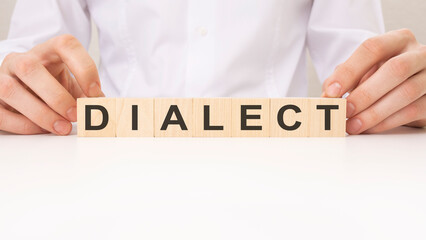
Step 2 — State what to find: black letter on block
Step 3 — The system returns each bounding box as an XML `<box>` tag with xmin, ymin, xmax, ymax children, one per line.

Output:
<box><xmin>85</xmin><ymin>105</ymin><xmax>109</xmax><ymax>130</ymax></box>
<box><xmin>204</xmin><ymin>105</ymin><xmax>223</xmax><ymax>131</ymax></box>
<box><xmin>161</xmin><ymin>105</ymin><xmax>188</xmax><ymax>131</ymax></box>
<box><xmin>241</xmin><ymin>105</ymin><xmax>262</xmax><ymax>130</ymax></box>
<box><xmin>316</xmin><ymin>105</ymin><xmax>339</xmax><ymax>130</ymax></box>
<box><xmin>277</xmin><ymin>105</ymin><xmax>301</xmax><ymax>131</ymax></box>
<box><xmin>132</xmin><ymin>105</ymin><xmax>138</xmax><ymax>130</ymax></box>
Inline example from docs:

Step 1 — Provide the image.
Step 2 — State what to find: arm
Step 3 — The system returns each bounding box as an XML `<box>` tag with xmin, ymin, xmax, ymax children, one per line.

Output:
<box><xmin>0</xmin><ymin>0</ymin><xmax>104</xmax><ymax>135</ymax></box>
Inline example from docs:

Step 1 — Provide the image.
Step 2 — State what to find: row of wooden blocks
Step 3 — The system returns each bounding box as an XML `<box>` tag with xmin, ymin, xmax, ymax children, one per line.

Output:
<box><xmin>77</xmin><ymin>98</ymin><xmax>346</xmax><ymax>137</ymax></box>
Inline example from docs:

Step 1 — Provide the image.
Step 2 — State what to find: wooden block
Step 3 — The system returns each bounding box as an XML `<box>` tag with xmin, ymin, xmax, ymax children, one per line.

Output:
<box><xmin>193</xmin><ymin>98</ymin><xmax>232</xmax><ymax>137</ymax></box>
<box><xmin>116</xmin><ymin>98</ymin><xmax>154</xmax><ymax>137</ymax></box>
<box><xmin>309</xmin><ymin>98</ymin><xmax>346</xmax><ymax>137</ymax></box>
<box><xmin>270</xmin><ymin>98</ymin><xmax>309</xmax><ymax>137</ymax></box>
<box><xmin>77</xmin><ymin>98</ymin><xmax>116</xmax><ymax>137</ymax></box>
<box><xmin>154</xmin><ymin>98</ymin><xmax>193</xmax><ymax>137</ymax></box>
<box><xmin>231</xmin><ymin>99</ymin><xmax>270</xmax><ymax>137</ymax></box>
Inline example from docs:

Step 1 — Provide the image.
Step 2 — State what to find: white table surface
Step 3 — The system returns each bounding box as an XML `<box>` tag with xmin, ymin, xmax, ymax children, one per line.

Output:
<box><xmin>0</xmin><ymin>125</ymin><xmax>425</xmax><ymax>240</ymax></box>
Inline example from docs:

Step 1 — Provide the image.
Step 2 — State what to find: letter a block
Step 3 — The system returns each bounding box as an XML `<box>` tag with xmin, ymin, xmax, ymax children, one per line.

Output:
<box><xmin>232</xmin><ymin>99</ymin><xmax>270</xmax><ymax>137</ymax></box>
<box><xmin>270</xmin><ymin>98</ymin><xmax>309</xmax><ymax>137</ymax></box>
<box><xmin>77</xmin><ymin>98</ymin><xmax>116</xmax><ymax>137</ymax></box>
<box><xmin>154</xmin><ymin>98</ymin><xmax>193</xmax><ymax>137</ymax></box>
<box><xmin>193</xmin><ymin>98</ymin><xmax>232</xmax><ymax>137</ymax></box>
<box><xmin>116</xmin><ymin>98</ymin><xmax>154</xmax><ymax>137</ymax></box>
<box><xmin>309</xmin><ymin>98</ymin><xmax>346</xmax><ymax>137</ymax></box>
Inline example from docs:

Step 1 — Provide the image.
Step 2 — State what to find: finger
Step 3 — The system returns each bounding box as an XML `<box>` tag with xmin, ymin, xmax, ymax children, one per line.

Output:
<box><xmin>363</xmin><ymin>95</ymin><xmax>426</xmax><ymax>134</ymax></box>
<box><xmin>0</xmin><ymin>75</ymin><xmax>72</xmax><ymax>135</ymax></box>
<box><xmin>0</xmin><ymin>106</ymin><xmax>46</xmax><ymax>134</ymax></box>
<box><xmin>31</xmin><ymin>34</ymin><xmax>104</xmax><ymax>97</ymax></box>
<box><xmin>346</xmin><ymin>47</ymin><xmax>426</xmax><ymax>118</ymax></box>
<box><xmin>6</xmin><ymin>53</ymin><xmax>77</xmax><ymax>122</ymax></box>
<box><xmin>323</xmin><ymin>29</ymin><xmax>417</xmax><ymax>98</ymax></box>
<box><xmin>346</xmin><ymin>70</ymin><xmax>426</xmax><ymax>134</ymax></box>
<box><xmin>405</xmin><ymin>119</ymin><xmax>426</xmax><ymax>128</ymax></box>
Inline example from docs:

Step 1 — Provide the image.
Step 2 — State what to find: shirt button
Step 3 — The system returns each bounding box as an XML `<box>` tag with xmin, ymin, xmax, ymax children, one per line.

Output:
<box><xmin>197</xmin><ymin>26</ymin><xmax>208</xmax><ymax>36</ymax></box>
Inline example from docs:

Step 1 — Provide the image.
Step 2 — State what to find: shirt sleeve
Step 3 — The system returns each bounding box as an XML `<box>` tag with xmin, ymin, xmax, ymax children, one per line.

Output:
<box><xmin>0</xmin><ymin>0</ymin><xmax>91</xmax><ymax>66</ymax></box>
<box><xmin>307</xmin><ymin>0</ymin><xmax>385</xmax><ymax>83</ymax></box>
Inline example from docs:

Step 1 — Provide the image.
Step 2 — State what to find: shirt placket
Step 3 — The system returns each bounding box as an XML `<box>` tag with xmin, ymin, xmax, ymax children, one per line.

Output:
<box><xmin>185</xmin><ymin>0</ymin><xmax>216</xmax><ymax>97</ymax></box>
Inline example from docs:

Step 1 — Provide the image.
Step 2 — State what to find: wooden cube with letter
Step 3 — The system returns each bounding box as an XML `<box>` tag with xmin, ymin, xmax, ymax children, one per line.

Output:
<box><xmin>309</xmin><ymin>98</ymin><xmax>347</xmax><ymax>137</ymax></box>
<box><xmin>270</xmin><ymin>98</ymin><xmax>310</xmax><ymax>137</ymax></box>
<box><xmin>154</xmin><ymin>98</ymin><xmax>193</xmax><ymax>137</ymax></box>
<box><xmin>193</xmin><ymin>98</ymin><xmax>232</xmax><ymax>137</ymax></box>
<box><xmin>231</xmin><ymin>98</ymin><xmax>270</xmax><ymax>137</ymax></box>
<box><xmin>116</xmin><ymin>98</ymin><xmax>154</xmax><ymax>137</ymax></box>
<box><xmin>77</xmin><ymin>98</ymin><xmax>116</xmax><ymax>137</ymax></box>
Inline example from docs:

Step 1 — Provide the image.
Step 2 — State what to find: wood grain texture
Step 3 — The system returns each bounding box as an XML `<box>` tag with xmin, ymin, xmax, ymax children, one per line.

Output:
<box><xmin>270</xmin><ymin>98</ymin><xmax>310</xmax><ymax>137</ymax></box>
<box><xmin>231</xmin><ymin>99</ymin><xmax>270</xmax><ymax>137</ymax></box>
<box><xmin>116</xmin><ymin>98</ymin><xmax>154</xmax><ymax>137</ymax></box>
<box><xmin>154</xmin><ymin>98</ymin><xmax>193</xmax><ymax>137</ymax></box>
<box><xmin>77</xmin><ymin>98</ymin><xmax>347</xmax><ymax>138</ymax></box>
<box><xmin>193</xmin><ymin>98</ymin><xmax>232</xmax><ymax>137</ymax></box>
<box><xmin>77</xmin><ymin>98</ymin><xmax>116</xmax><ymax>137</ymax></box>
<box><xmin>309</xmin><ymin>98</ymin><xmax>346</xmax><ymax>137</ymax></box>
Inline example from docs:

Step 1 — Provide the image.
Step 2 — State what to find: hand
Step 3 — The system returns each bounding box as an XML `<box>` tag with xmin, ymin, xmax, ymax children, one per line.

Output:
<box><xmin>0</xmin><ymin>34</ymin><xmax>104</xmax><ymax>135</ymax></box>
<box><xmin>322</xmin><ymin>29</ymin><xmax>426</xmax><ymax>134</ymax></box>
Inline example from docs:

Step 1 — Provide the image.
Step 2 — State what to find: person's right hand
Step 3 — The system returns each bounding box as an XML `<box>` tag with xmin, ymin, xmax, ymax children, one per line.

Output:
<box><xmin>0</xmin><ymin>34</ymin><xmax>105</xmax><ymax>135</ymax></box>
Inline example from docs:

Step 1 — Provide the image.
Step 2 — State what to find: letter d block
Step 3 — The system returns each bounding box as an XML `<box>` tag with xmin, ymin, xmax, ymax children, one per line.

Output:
<box><xmin>232</xmin><ymin>99</ymin><xmax>270</xmax><ymax>137</ymax></box>
<box><xmin>270</xmin><ymin>98</ymin><xmax>309</xmax><ymax>137</ymax></box>
<box><xmin>77</xmin><ymin>98</ymin><xmax>116</xmax><ymax>137</ymax></box>
<box><xmin>155</xmin><ymin>98</ymin><xmax>193</xmax><ymax>137</ymax></box>
<box><xmin>309</xmin><ymin>98</ymin><xmax>346</xmax><ymax>137</ymax></box>
<box><xmin>116</xmin><ymin>98</ymin><xmax>154</xmax><ymax>137</ymax></box>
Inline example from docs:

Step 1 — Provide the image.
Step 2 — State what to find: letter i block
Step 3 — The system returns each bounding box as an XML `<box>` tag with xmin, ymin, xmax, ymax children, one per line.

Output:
<box><xmin>116</xmin><ymin>98</ymin><xmax>154</xmax><ymax>137</ymax></box>
<box><xmin>309</xmin><ymin>98</ymin><xmax>346</xmax><ymax>137</ymax></box>
<box><xmin>154</xmin><ymin>98</ymin><xmax>193</xmax><ymax>137</ymax></box>
<box><xmin>77</xmin><ymin>98</ymin><xmax>116</xmax><ymax>137</ymax></box>
<box><xmin>270</xmin><ymin>98</ymin><xmax>309</xmax><ymax>137</ymax></box>
<box><xmin>231</xmin><ymin>99</ymin><xmax>270</xmax><ymax>137</ymax></box>
<box><xmin>193</xmin><ymin>98</ymin><xmax>232</xmax><ymax>137</ymax></box>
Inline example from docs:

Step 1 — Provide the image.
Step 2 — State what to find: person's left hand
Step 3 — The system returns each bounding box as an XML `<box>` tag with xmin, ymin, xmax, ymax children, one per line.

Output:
<box><xmin>322</xmin><ymin>29</ymin><xmax>426</xmax><ymax>134</ymax></box>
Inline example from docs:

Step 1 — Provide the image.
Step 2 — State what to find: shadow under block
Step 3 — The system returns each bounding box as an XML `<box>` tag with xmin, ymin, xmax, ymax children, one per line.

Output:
<box><xmin>232</xmin><ymin>99</ymin><xmax>270</xmax><ymax>137</ymax></box>
<box><xmin>116</xmin><ymin>98</ymin><xmax>154</xmax><ymax>137</ymax></box>
<box><xmin>77</xmin><ymin>98</ymin><xmax>116</xmax><ymax>137</ymax></box>
<box><xmin>193</xmin><ymin>98</ymin><xmax>232</xmax><ymax>137</ymax></box>
<box><xmin>154</xmin><ymin>98</ymin><xmax>193</xmax><ymax>137</ymax></box>
<box><xmin>270</xmin><ymin>98</ymin><xmax>310</xmax><ymax>137</ymax></box>
<box><xmin>309</xmin><ymin>98</ymin><xmax>346</xmax><ymax>137</ymax></box>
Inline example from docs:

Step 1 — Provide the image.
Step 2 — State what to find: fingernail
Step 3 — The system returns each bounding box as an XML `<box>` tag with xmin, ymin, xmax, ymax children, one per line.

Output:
<box><xmin>88</xmin><ymin>82</ymin><xmax>104</xmax><ymax>97</ymax></box>
<box><xmin>53</xmin><ymin>120</ymin><xmax>71</xmax><ymax>135</ymax></box>
<box><xmin>346</xmin><ymin>102</ymin><xmax>355</xmax><ymax>118</ymax></box>
<box><xmin>347</xmin><ymin>118</ymin><xmax>362</xmax><ymax>134</ymax></box>
<box><xmin>67</xmin><ymin>107</ymin><xmax>77</xmax><ymax>122</ymax></box>
<box><xmin>326</xmin><ymin>82</ymin><xmax>342</xmax><ymax>98</ymax></box>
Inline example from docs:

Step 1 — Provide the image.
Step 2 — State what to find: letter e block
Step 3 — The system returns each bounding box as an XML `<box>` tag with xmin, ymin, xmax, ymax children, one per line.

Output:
<box><xmin>309</xmin><ymin>98</ymin><xmax>346</xmax><ymax>137</ymax></box>
<box><xmin>155</xmin><ymin>98</ymin><xmax>193</xmax><ymax>137</ymax></box>
<box><xmin>270</xmin><ymin>98</ymin><xmax>309</xmax><ymax>137</ymax></box>
<box><xmin>116</xmin><ymin>98</ymin><xmax>154</xmax><ymax>137</ymax></box>
<box><xmin>77</xmin><ymin>98</ymin><xmax>116</xmax><ymax>137</ymax></box>
<box><xmin>193</xmin><ymin>98</ymin><xmax>232</xmax><ymax>137</ymax></box>
<box><xmin>232</xmin><ymin>99</ymin><xmax>270</xmax><ymax>137</ymax></box>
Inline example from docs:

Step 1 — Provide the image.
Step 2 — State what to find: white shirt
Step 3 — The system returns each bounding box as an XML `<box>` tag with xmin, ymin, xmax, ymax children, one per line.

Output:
<box><xmin>0</xmin><ymin>0</ymin><xmax>384</xmax><ymax>97</ymax></box>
